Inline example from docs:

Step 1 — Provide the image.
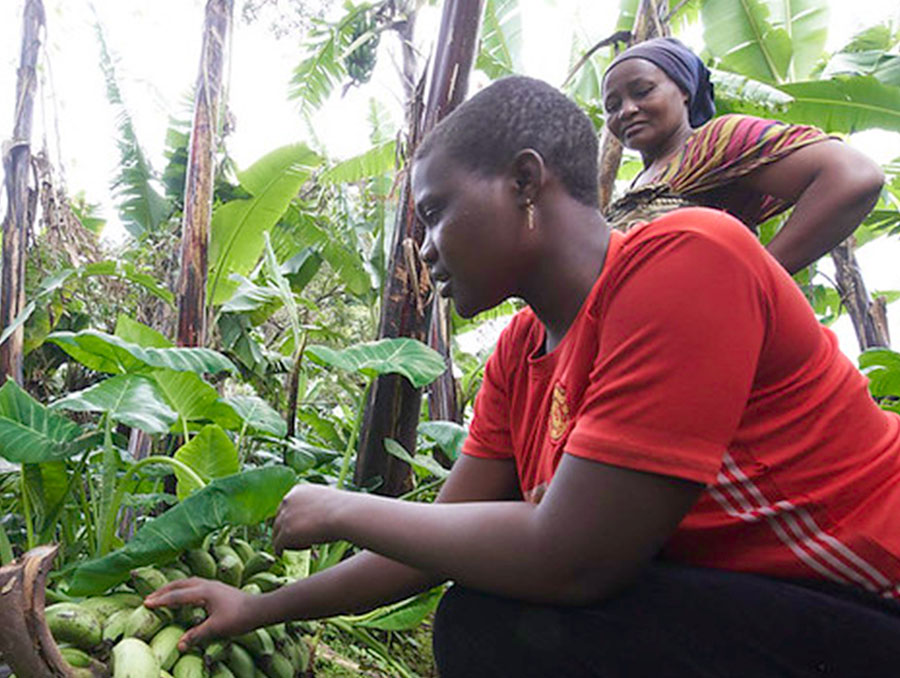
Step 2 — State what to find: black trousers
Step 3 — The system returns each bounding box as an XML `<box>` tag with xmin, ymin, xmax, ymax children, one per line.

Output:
<box><xmin>432</xmin><ymin>563</ymin><xmax>900</xmax><ymax>677</ymax></box>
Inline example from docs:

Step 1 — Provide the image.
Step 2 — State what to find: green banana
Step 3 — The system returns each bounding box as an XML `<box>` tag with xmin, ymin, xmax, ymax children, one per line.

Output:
<box><xmin>204</xmin><ymin>640</ymin><xmax>230</xmax><ymax>664</ymax></box>
<box><xmin>211</xmin><ymin>663</ymin><xmax>237</xmax><ymax>678</ymax></box>
<box><xmin>175</xmin><ymin>605</ymin><xmax>207</xmax><ymax>627</ymax></box>
<box><xmin>162</xmin><ymin>672</ymin><xmax>176</xmax><ymax>678</ymax></box>
<box><xmin>244</xmin><ymin>572</ymin><xmax>284</xmax><ymax>593</ymax></box>
<box><xmin>230</xmin><ymin>538</ymin><xmax>255</xmax><ymax>564</ymax></box>
<box><xmin>45</xmin><ymin>602</ymin><xmax>102</xmax><ymax>650</ymax></box>
<box><xmin>240</xmin><ymin>583</ymin><xmax>262</xmax><ymax>596</ymax></box>
<box><xmin>162</xmin><ymin>566</ymin><xmax>190</xmax><ymax>582</ymax></box>
<box><xmin>234</xmin><ymin>627</ymin><xmax>274</xmax><ymax>659</ymax></box>
<box><xmin>241</xmin><ymin>552</ymin><xmax>276</xmax><ymax>582</ymax></box>
<box><xmin>149</xmin><ymin>624</ymin><xmax>185</xmax><ymax>671</ymax></box>
<box><xmin>59</xmin><ymin>646</ymin><xmax>93</xmax><ymax>667</ymax></box>
<box><xmin>266</xmin><ymin>623</ymin><xmax>288</xmax><ymax>647</ymax></box>
<box><xmin>183</xmin><ymin>548</ymin><xmax>217</xmax><ymax>579</ymax></box>
<box><xmin>258</xmin><ymin>652</ymin><xmax>294</xmax><ymax>678</ymax></box>
<box><xmin>225</xmin><ymin>643</ymin><xmax>256</xmax><ymax>678</ymax></box>
<box><xmin>213</xmin><ymin>546</ymin><xmax>244</xmax><ymax>587</ymax></box>
<box><xmin>80</xmin><ymin>592</ymin><xmax>142</xmax><ymax>617</ymax></box>
<box><xmin>172</xmin><ymin>653</ymin><xmax>207</xmax><ymax>678</ymax></box>
<box><xmin>122</xmin><ymin>605</ymin><xmax>165</xmax><ymax>641</ymax></box>
<box><xmin>130</xmin><ymin>566</ymin><xmax>170</xmax><ymax>596</ymax></box>
<box><xmin>111</xmin><ymin>637</ymin><xmax>160</xmax><ymax>678</ymax></box>
<box><xmin>281</xmin><ymin>636</ymin><xmax>309</xmax><ymax>673</ymax></box>
<box><xmin>103</xmin><ymin>607</ymin><xmax>133</xmax><ymax>642</ymax></box>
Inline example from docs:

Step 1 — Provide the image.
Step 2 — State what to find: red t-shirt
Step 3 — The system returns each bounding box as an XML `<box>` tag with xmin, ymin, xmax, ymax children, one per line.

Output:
<box><xmin>463</xmin><ymin>207</ymin><xmax>900</xmax><ymax>598</ymax></box>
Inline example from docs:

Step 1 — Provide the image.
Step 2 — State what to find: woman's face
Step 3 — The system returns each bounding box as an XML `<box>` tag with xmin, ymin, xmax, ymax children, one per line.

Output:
<box><xmin>411</xmin><ymin>149</ymin><xmax>527</xmax><ymax>318</ymax></box>
<box><xmin>602</xmin><ymin>58</ymin><xmax>690</xmax><ymax>156</ymax></box>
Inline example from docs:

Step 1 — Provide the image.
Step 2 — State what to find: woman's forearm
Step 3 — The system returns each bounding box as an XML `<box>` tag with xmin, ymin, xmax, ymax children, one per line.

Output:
<box><xmin>248</xmin><ymin>550</ymin><xmax>443</xmax><ymax>627</ymax></box>
<box><xmin>765</xmin><ymin>158</ymin><xmax>883</xmax><ymax>274</ymax></box>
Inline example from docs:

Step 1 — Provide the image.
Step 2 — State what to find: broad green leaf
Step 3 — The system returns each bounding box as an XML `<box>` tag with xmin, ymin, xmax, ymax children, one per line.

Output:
<box><xmin>67</xmin><ymin>467</ymin><xmax>298</xmax><ymax>595</ymax></box>
<box><xmin>174</xmin><ymin>425</ymin><xmax>240</xmax><ymax>500</ymax></box>
<box><xmin>114</xmin><ymin>315</ymin><xmax>173</xmax><ymax>348</ymax></box>
<box><xmin>419</xmin><ymin>421</ymin><xmax>467</xmax><ymax>462</ymax></box>
<box><xmin>306</xmin><ymin>338</ymin><xmax>447</xmax><ymax>388</ymax></box>
<box><xmin>83</xmin><ymin>261</ymin><xmax>174</xmax><ymax>305</ymax></box>
<box><xmin>220</xmin><ymin>276</ymin><xmax>282</xmax><ymax>314</ymax></box>
<box><xmin>710</xmin><ymin>68</ymin><xmax>794</xmax><ymax>113</ymax></box>
<box><xmin>702</xmin><ymin>0</ymin><xmax>791</xmax><ymax>84</ymax></box>
<box><xmin>47</xmin><ymin>330</ymin><xmax>236</xmax><ymax>375</ymax></box>
<box><xmin>839</xmin><ymin>24</ymin><xmax>898</xmax><ymax>53</ymax></box>
<box><xmin>777</xmin><ymin>76</ymin><xmax>900</xmax><ymax>134</ymax></box>
<box><xmin>342</xmin><ymin>587</ymin><xmax>444</xmax><ymax>631</ymax></box>
<box><xmin>24</xmin><ymin>461</ymin><xmax>68</xmax><ymax>537</ymax></box>
<box><xmin>152</xmin><ymin>370</ymin><xmax>220</xmax><ymax>431</ymax></box>
<box><xmin>477</xmin><ymin>0</ymin><xmax>523</xmax><ymax>79</ymax></box>
<box><xmin>0</xmin><ymin>268</ymin><xmax>77</xmax><ymax>350</ymax></box>
<box><xmin>768</xmin><ymin>0</ymin><xmax>828</xmax><ymax>80</ymax></box>
<box><xmin>223</xmin><ymin>395</ymin><xmax>287</xmax><ymax>437</ymax></box>
<box><xmin>94</xmin><ymin>18</ymin><xmax>170</xmax><ymax>238</ymax></box>
<box><xmin>319</xmin><ymin>140</ymin><xmax>397</xmax><ymax>185</ymax></box>
<box><xmin>859</xmin><ymin>349</ymin><xmax>900</xmax><ymax>399</ymax></box>
<box><xmin>0</xmin><ymin>381</ymin><xmax>82</xmax><ymax>463</ymax></box>
<box><xmin>208</xmin><ymin>145</ymin><xmax>322</xmax><ymax>306</ymax></box>
<box><xmin>384</xmin><ymin>438</ymin><xmax>450</xmax><ymax>479</ymax></box>
<box><xmin>51</xmin><ymin>375</ymin><xmax>177</xmax><ymax>435</ymax></box>
<box><xmin>823</xmin><ymin>51</ymin><xmax>900</xmax><ymax>88</ymax></box>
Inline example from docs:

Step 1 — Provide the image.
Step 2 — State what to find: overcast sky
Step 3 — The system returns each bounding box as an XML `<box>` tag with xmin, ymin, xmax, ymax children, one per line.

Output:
<box><xmin>1</xmin><ymin>0</ymin><xmax>899</xmax><ymax>359</ymax></box>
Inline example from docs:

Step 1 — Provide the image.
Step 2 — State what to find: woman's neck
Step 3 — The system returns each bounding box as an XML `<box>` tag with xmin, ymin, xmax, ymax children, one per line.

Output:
<box><xmin>520</xmin><ymin>205</ymin><xmax>611</xmax><ymax>352</ymax></box>
<box><xmin>640</xmin><ymin>124</ymin><xmax>693</xmax><ymax>173</ymax></box>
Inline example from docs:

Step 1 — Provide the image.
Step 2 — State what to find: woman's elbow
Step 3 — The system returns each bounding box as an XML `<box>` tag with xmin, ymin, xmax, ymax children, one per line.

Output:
<box><xmin>835</xmin><ymin>152</ymin><xmax>884</xmax><ymax>206</ymax></box>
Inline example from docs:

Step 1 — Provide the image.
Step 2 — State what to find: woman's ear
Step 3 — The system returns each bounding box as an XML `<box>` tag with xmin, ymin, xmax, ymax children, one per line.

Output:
<box><xmin>511</xmin><ymin>149</ymin><xmax>545</xmax><ymax>207</ymax></box>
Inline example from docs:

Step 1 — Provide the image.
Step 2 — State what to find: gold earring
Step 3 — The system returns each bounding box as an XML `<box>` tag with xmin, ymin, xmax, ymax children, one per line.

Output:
<box><xmin>526</xmin><ymin>201</ymin><xmax>535</xmax><ymax>230</ymax></box>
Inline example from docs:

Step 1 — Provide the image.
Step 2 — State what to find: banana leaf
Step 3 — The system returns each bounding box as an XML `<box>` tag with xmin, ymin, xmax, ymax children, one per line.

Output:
<box><xmin>340</xmin><ymin>586</ymin><xmax>445</xmax><ymax>631</ymax></box>
<box><xmin>306</xmin><ymin>338</ymin><xmax>447</xmax><ymax>388</ymax></box>
<box><xmin>67</xmin><ymin>466</ymin><xmax>297</xmax><ymax>595</ymax></box>
<box><xmin>476</xmin><ymin>0</ymin><xmax>523</xmax><ymax>79</ymax></box>
<box><xmin>0</xmin><ymin>381</ymin><xmax>82</xmax><ymax>463</ymax></box>
<box><xmin>208</xmin><ymin>144</ymin><xmax>322</xmax><ymax>306</ymax></box>
<box><xmin>768</xmin><ymin>0</ymin><xmax>828</xmax><ymax>80</ymax></box>
<box><xmin>319</xmin><ymin>140</ymin><xmax>397</xmax><ymax>185</ymax></box>
<box><xmin>47</xmin><ymin>330</ymin><xmax>236</xmax><ymax>375</ymax></box>
<box><xmin>114</xmin><ymin>314</ymin><xmax>173</xmax><ymax>348</ymax></box>
<box><xmin>859</xmin><ymin>349</ymin><xmax>900</xmax><ymax>399</ymax></box>
<box><xmin>50</xmin><ymin>374</ymin><xmax>177</xmax><ymax>435</ymax></box>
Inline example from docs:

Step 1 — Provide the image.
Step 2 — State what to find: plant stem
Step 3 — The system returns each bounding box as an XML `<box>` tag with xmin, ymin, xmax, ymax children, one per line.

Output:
<box><xmin>336</xmin><ymin>382</ymin><xmax>370</xmax><ymax>490</ymax></box>
<box><xmin>19</xmin><ymin>467</ymin><xmax>34</xmax><ymax>550</ymax></box>
<box><xmin>97</xmin><ymin>414</ymin><xmax>118</xmax><ymax>556</ymax></box>
<box><xmin>0</xmin><ymin>520</ymin><xmax>14</xmax><ymax>564</ymax></box>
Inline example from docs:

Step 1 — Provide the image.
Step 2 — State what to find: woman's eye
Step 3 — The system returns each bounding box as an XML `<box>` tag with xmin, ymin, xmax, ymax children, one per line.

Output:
<box><xmin>635</xmin><ymin>86</ymin><xmax>654</xmax><ymax>98</ymax></box>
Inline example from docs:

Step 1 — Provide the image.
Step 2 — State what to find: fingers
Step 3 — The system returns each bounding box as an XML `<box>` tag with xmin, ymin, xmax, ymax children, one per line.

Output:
<box><xmin>177</xmin><ymin>620</ymin><xmax>212</xmax><ymax>652</ymax></box>
<box><xmin>143</xmin><ymin>577</ymin><xmax>207</xmax><ymax>609</ymax></box>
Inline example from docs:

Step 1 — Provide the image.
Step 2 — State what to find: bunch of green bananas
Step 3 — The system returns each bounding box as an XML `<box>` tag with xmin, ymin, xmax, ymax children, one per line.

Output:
<box><xmin>344</xmin><ymin>10</ymin><xmax>380</xmax><ymax>84</ymax></box>
<box><xmin>28</xmin><ymin>538</ymin><xmax>309</xmax><ymax>678</ymax></box>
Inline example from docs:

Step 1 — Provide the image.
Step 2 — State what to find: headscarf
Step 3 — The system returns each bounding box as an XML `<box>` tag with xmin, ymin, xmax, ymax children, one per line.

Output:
<box><xmin>604</xmin><ymin>37</ymin><xmax>715</xmax><ymax>128</ymax></box>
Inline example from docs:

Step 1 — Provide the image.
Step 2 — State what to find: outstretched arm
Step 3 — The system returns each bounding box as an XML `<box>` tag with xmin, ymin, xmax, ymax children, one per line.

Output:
<box><xmin>144</xmin><ymin>453</ymin><xmax>521</xmax><ymax>648</ymax></box>
<box><xmin>275</xmin><ymin>454</ymin><xmax>703</xmax><ymax>605</ymax></box>
<box><xmin>742</xmin><ymin>139</ymin><xmax>883</xmax><ymax>274</ymax></box>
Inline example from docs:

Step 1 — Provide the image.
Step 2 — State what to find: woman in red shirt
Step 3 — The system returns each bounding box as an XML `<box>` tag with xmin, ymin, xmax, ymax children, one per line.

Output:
<box><xmin>147</xmin><ymin>76</ymin><xmax>900</xmax><ymax>677</ymax></box>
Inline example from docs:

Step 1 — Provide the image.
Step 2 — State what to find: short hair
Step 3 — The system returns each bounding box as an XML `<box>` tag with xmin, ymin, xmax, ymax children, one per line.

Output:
<box><xmin>415</xmin><ymin>76</ymin><xmax>599</xmax><ymax>207</ymax></box>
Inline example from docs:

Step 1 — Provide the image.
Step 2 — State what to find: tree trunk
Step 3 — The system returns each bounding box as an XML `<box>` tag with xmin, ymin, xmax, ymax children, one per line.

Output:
<box><xmin>175</xmin><ymin>0</ymin><xmax>233</xmax><ymax>348</ymax></box>
<box><xmin>1</xmin><ymin>0</ymin><xmax>44</xmax><ymax>386</ymax></box>
<box><xmin>0</xmin><ymin>545</ymin><xmax>105</xmax><ymax>678</ymax></box>
<box><xmin>597</xmin><ymin>0</ymin><xmax>668</xmax><ymax>212</ymax></box>
<box><xmin>831</xmin><ymin>239</ymin><xmax>890</xmax><ymax>350</ymax></box>
<box><xmin>355</xmin><ymin>0</ymin><xmax>484</xmax><ymax>495</ymax></box>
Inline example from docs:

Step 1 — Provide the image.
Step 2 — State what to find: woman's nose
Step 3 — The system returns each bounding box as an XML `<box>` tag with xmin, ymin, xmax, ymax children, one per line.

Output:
<box><xmin>421</xmin><ymin>231</ymin><xmax>437</xmax><ymax>265</ymax></box>
<box><xmin>620</xmin><ymin>97</ymin><xmax>639</xmax><ymax>117</ymax></box>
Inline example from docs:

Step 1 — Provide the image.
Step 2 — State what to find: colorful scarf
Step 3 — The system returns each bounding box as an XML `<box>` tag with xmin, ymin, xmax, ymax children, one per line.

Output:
<box><xmin>606</xmin><ymin>114</ymin><xmax>832</xmax><ymax>232</ymax></box>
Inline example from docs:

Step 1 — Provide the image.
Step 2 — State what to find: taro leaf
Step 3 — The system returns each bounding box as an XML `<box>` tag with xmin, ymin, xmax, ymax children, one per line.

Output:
<box><xmin>152</xmin><ymin>370</ymin><xmax>220</xmax><ymax>431</ymax></box>
<box><xmin>344</xmin><ymin>587</ymin><xmax>444</xmax><ymax>631</ymax></box>
<box><xmin>0</xmin><ymin>381</ymin><xmax>82</xmax><ymax>463</ymax></box>
<box><xmin>223</xmin><ymin>395</ymin><xmax>288</xmax><ymax>437</ymax></box>
<box><xmin>306</xmin><ymin>338</ymin><xmax>446</xmax><ymax>388</ymax></box>
<box><xmin>859</xmin><ymin>349</ymin><xmax>900</xmax><ymax>399</ymax></box>
<box><xmin>47</xmin><ymin>330</ymin><xmax>237</xmax><ymax>375</ymax></box>
<box><xmin>384</xmin><ymin>438</ymin><xmax>450</xmax><ymax>480</ymax></box>
<box><xmin>173</xmin><ymin>425</ymin><xmax>240</xmax><ymax>500</ymax></box>
<box><xmin>51</xmin><ymin>375</ymin><xmax>177</xmax><ymax>435</ymax></box>
<box><xmin>67</xmin><ymin>466</ymin><xmax>297</xmax><ymax>595</ymax></box>
<box><xmin>419</xmin><ymin>421</ymin><xmax>467</xmax><ymax>462</ymax></box>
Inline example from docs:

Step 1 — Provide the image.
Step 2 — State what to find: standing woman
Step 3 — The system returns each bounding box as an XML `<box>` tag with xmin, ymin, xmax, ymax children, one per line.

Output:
<box><xmin>602</xmin><ymin>37</ymin><xmax>884</xmax><ymax>275</ymax></box>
